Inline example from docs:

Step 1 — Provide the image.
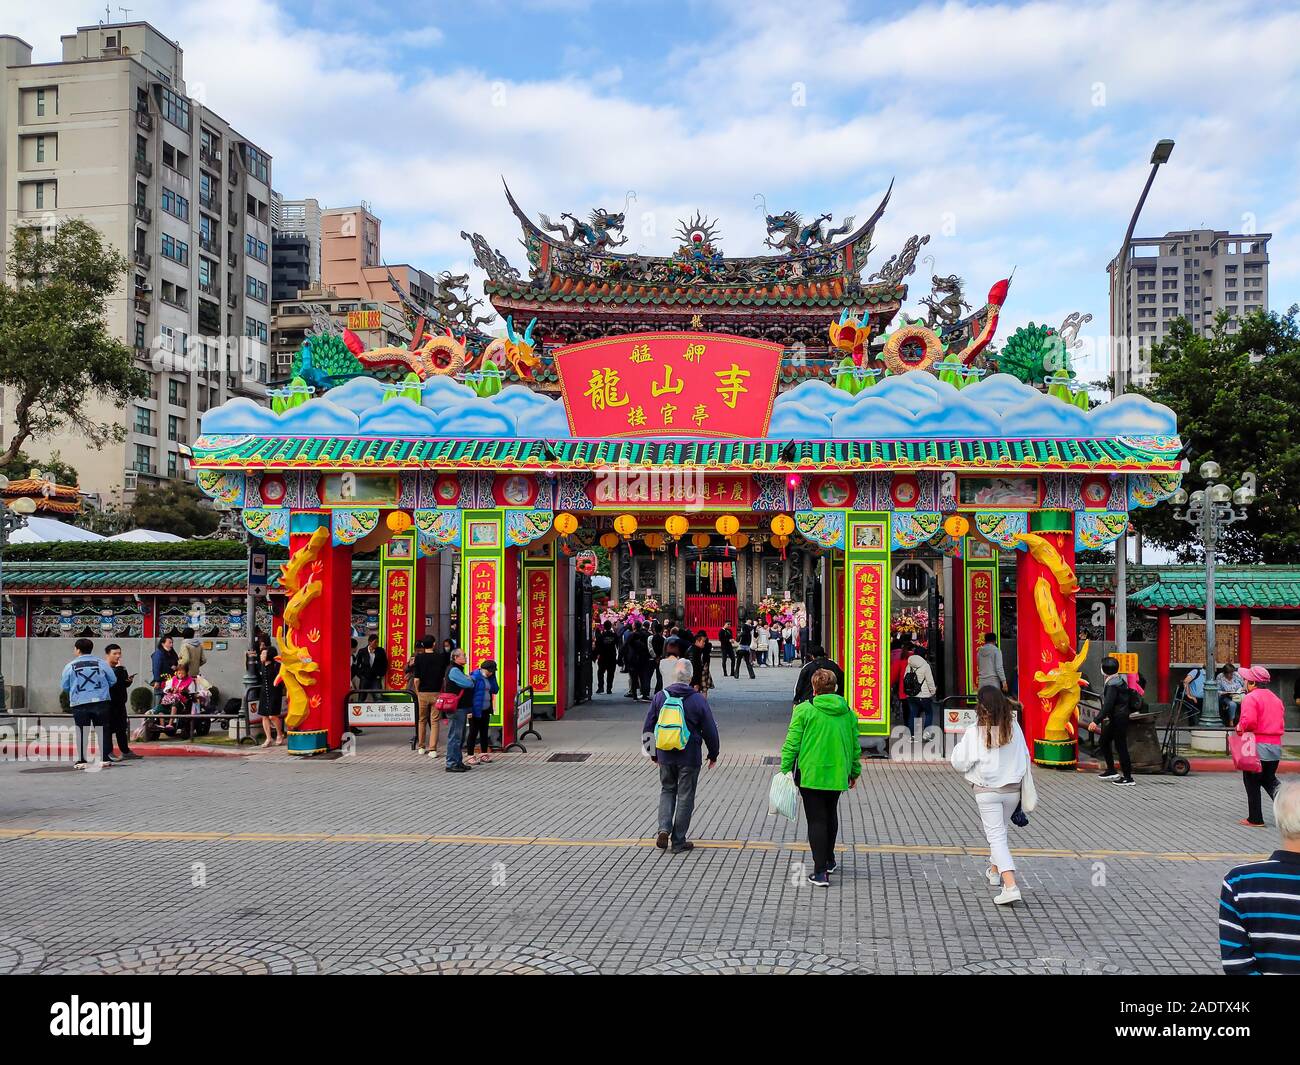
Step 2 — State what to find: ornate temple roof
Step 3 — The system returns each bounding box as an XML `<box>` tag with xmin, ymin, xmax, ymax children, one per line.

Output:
<box><xmin>0</xmin><ymin>477</ymin><xmax>81</xmax><ymax>516</ymax></box>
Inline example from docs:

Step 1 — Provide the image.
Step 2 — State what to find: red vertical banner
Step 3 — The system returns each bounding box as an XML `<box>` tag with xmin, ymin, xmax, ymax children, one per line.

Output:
<box><xmin>966</xmin><ymin>568</ymin><xmax>997</xmax><ymax>692</ymax></box>
<box><xmin>382</xmin><ymin>568</ymin><xmax>411</xmax><ymax>689</ymax></box>
<box><xmin>468</xmin><ymin>560</ymin><xmax>499</xmax><ymax>673</ymax></box>
<box><xmin>850</xmin><ymin>561</ymin><xmax>885</xmax><ymax>725</ymax></box>
<box><xmin>525</xmin><ymin>566</ymin><xmax>554</xmax><ymax>698</ymax></box>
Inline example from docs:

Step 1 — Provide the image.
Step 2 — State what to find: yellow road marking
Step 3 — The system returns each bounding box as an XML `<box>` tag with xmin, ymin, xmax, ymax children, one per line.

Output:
<box><xmin>0</xmin><ymin>826</ymin><xmax>1266</xmax><ymax>863</ymax></box>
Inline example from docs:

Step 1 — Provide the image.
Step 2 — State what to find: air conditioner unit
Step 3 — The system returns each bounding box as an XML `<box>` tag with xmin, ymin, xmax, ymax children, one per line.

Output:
<box><xmin>123</xmin><ymin>470</ymin><xmax>138</xmax><ymax>492</ymax></box>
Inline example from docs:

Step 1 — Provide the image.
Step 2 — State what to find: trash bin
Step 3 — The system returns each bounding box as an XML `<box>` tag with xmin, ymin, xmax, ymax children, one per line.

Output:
<box><xmin>1125</xmin><ymin>711</ymin><xmax>1164</xmax><ymax>774</ymax></box>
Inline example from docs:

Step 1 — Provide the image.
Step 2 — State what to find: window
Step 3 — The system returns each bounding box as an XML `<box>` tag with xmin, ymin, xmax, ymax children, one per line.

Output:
<box><xmin>243</xmin><ymin>144</ymin><xmax>269</xmax><ymax>183</ymax></box>
<box><xmin>168</xmin><ymin>414</ymin><xmax>181</xmax><ymax>442</ymax></box>
<box><xmin>134</xmin><ymin>321</ymin><xmax>147</xmax><ymax>349</ymax></box>
<box><xmin>167</xmin><ymin>452</ymin><xmax>179</xmax><ymax>478</ymax></box>
<box><xmin>160</xmin><ymin>87</ymin><xmax>190</xmax><ymax>131</ymax></box>
<box><xmin>35</xmin><ymin>136</ymin><xmax>46</xmax><ymax>163</ymax></box>
<box><xmin>34</xmin><ymin>183</ymin><xmax>44</xmax><ymax>209</ymax></box>
<box><xmin>168</xmin><ymin>379</ymin><xmax>186</xmax><ymax>407</ymax></box>
<box><xmin>245</xmin><ymin>317</ymin><xmax>268</xmax><ymax>343</ymax></box>
<box><xmin>245</xmin><ymin>235</ymin><xmax>268</xmax><ymax>263</ymax></box>
<box><xmin>36</xmin><ymin>89</ymin><xmax>46</xmax><ymax>117</ymax></box>
<box><xmin>160</xmin><ymin>233</ymin><xmax>189</xmax><ymax>265</ymax></box>
<box><xmin>160</xmin><ymin>189</ymin><xmax>189</xmax><ymax>221</ymax></box>
<box><xmin>133</xmin><ymin>443</ymin><xmax>152</xmax><ymax>474</ymax></box>
<box><xmin>134</xmin><ymin>406</ymin><xmax>152</xmax><ymax>434</ymax></box>
<box><xmin>245</xmin><ymin>277</ymin><xmax>267</xmax><ymax>303</ymax></box>
<box><xmin>198</xmin><ymin>257</ymin><xmax>215</xmax><ymax>287</ymax></box>
<box><xmin>199</xmin><ymin>172</ymin><xmax>216</xmax><ymax>204</ymax></box>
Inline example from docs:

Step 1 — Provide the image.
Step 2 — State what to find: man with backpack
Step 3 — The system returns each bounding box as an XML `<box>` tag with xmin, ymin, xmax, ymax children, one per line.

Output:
<box><xmin>899</xmin><ymin>640</ymin><xmax>937</xmax><ymax>734</ymax></box>
<box><xmin>643</xmin><ymin>658</ymin><xmax>720</xmax><ymax>854</ymax></box>
<box><xmin>1086</xmin><ymin>655</ymin><xmax>1137</xmax><ymax>786</ymax></box>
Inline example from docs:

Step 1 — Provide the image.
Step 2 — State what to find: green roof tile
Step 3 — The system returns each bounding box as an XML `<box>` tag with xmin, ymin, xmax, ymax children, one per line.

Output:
<box><xmin>1129</xmin><ymin>570</ymin><xmax>1300</xmax><ymax>610</ymax></box>
<box><xmin>5</xmin><ymin>560</ymin><xmax>382</xmax><ymax>595</ymax></box>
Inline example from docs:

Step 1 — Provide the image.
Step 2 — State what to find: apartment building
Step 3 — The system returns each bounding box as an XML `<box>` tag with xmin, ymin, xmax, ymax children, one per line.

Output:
<box><xmin>271</xmin><ymin>192</ymin><xmax>320</xmax><ymax>302</ymax></box>
<box><xmin>321</xmin><ymin>204</ymin><xmax>444</xmax><ymax>314</ymax></box>
<box><xmin>270</xmin><ymin>283</ymin><xmax>410</xmax><ymax>385</ymax></box>
<box><xmin>0</xmin><ymin>21</ymin><xmax>272</xmax><ymax>501</ymax></box>
<box><xmin>1108</xmin><ymin>228</ymin><xmax>1271</xmax><ymax>390</ymax></box>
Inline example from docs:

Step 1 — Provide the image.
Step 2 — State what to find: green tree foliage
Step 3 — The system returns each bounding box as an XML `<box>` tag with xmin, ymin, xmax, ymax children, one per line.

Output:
<box><xmin>0</xmin><ymin>449</ymin><xmax>79</xmax><ymax>486</ymax></box>
<box><xmin>1132</xmin><ymin>310</ymin><xmax>1300</xmax><ymax>563</ymax></box>
<box><xmin>127</xmin><ymin>481</ymin><xmax>220</xmax><ymax>539</ymax></box>
<box><xmin>0</xmin><ymin>220</ymin><xmax>149</xmax><ymax>464</ymax></box>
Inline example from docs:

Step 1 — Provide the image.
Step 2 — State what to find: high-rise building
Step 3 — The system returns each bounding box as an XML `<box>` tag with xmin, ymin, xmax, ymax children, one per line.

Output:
<box><xmin>0</xmin><ymin>21</ymin><xmax>272</xmax><ymax>501</ymax></box>
<box><xmin>271</xmin><ymin>191</ymin><xmax>320</xmax><ymax>302</ymax></box>
<box><xmin>320</xmin><ymin>204</ymin><xmax>443</xmax><ymax>312</ymax></box>
<box><xmin>1108</xmin><ymin>228</ymin><xmax>1270</xmax><ymax>390</ymax></box>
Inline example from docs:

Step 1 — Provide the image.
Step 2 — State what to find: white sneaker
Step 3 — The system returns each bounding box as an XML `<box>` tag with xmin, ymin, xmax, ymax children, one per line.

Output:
<box><xmin>985</xmin><ymin>865</ymin><xmax>1001</xmax><ymax>886</ymax></box>
<box><xmin>427</xmin><ymin>749</ymin><xmax>438</xmax><ymax>759</ymax></box>
<box><xmin>416</xmin><ymin>747</ymin><xmax>426</xmax><ymax>755</ymax></box>
<box><xmin>993</xmin><ymin>884</ymin><xmax>1022</xmax><ymax>905</ymax></box>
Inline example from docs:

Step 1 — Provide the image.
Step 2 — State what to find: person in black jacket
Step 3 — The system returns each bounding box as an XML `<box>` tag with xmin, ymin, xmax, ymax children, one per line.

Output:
<box><xmin>625</xmin><ymin>622</ymin><xmax>653</xmax><ymax>702</ymax></box>
<box><xmin>353</xmin><ymin>634</ymin><xmax>389</xmax><ymax>695</ymax></box>
<box><xmin>718</xmin><ymin>624</ymin><xmax>735</xmax><ymax>678</ymax></box>
<box><xmin>792</xmin><ymin>646</ymin><xmax>845</xmax><ymax>707</ymax></box>
<box><xmin>594</xmin><ymin>621</ymin><xmax>619</xmax><ymax>695</ymax></box>
<box><xmin>688</xmin><ymin>632</ymin><xmax>713</xmax><ymax>692</ymax></box>
<box><xmin>103</xmin><ymin>644</ymin><xmax>141</xmax><ymax>760</ymax></box>
<box><xmin>1087</xmin><ymin>655</ymin><xmax>1135</xmax><ymax>786</ymax></box>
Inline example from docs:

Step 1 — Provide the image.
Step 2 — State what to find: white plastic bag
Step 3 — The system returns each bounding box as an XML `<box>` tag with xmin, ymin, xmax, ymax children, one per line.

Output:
<box><xmin>1021</xmin><ymin>761</ymin><xmax>1038</xmax><ymax>813</ymax></box>
<box><xmin>768</xmin><ymin>770</ymin><xmax>799</xmax><ymax>821</ymax></box>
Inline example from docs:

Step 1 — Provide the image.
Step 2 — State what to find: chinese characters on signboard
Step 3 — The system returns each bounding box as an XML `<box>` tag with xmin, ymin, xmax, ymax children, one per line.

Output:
<box><xmin>967</xmin><ymin>567</ymin><xmax>996</xmax><ymax>690</ymax></box>
<box><xmin>851</xmin><ymin>562</ymin><xmax>885</xmax><ymax>723</ymax></box>
<box><xmin>468</xmin><ymin>560</ymin><xmax>499</xmax><ymax>673</ymax></box>
<box><xmin>525</xmin><ymin>568</ymin><xmax>553</xmax><ymax>697</ymax></box>
<box><xmin>554</xmin><ymin>332</ymin><xmax>783</xmax><ymax>439</ymax></box>
<box><xmin>382</xmin><ymin>568</ymin><xmax>410</xmax><ymax>689</ymax></box>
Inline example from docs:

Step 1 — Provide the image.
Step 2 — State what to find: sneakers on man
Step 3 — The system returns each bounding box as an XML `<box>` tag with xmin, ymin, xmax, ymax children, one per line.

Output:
<box><xmin>669</xmin><ymin>841</ymin><xmax>694</xmax><ymax>854</ymax></box>
<box><xmin>993</xmin><ymin>885</ymin><xmax>1022</xmax><ymax>905</ymax></box>
<box><xmin>807</xmin><ymin>872</ymin><xmax>830</xmax><ymax>887</ymax></box>
<box><xmin>120</xmin><ymin>751</ymin><xmax>144</xmax><ymax>760</ymax></box>
<box><xmin>1098</xmin><ymin>772</ymin><xmax>1120</xmax><ymax>781</ymax></box>
<box><xmin>1113</xmin><ymin>777</ymin><xmax>1137</xmax><ymax>787</ymax></box>
<box><xmin>655</xmin><ymin>831</ymin><xmax>670</xmax><ymax>850</ymax></box>
<box><xmin>446</xmin><ymin>763</ymin><xmax>470</xmax><ymax>773</ymax></box>
<box><xmin>826</xmin><ymin>861</ymin><xmax>839</xmax><ymax>875</ymax></box>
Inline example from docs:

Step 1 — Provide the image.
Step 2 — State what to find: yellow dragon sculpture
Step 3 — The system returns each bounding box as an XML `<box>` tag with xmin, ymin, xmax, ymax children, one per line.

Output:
<box><xmin>1015</xmin><ymin>531</ymin><xmax>1085</xmax><ymax>744</ymax></box>
<box><xmin>276</xmin><ymin>527</ymin><xmax>329</xmax><ymax>730</ymax></box>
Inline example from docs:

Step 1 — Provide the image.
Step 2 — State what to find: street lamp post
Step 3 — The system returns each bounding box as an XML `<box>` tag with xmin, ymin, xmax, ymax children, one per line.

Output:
<box><xmin>1113</xmin><ymin>138</ymin><xmax>1175</xmax><ymax>655</ymax></box>
<box><xmin>1172</xmin><ymin>462</ymin><xmax>1254</xmax><ymax>729</ymax></box>
<box><xmin>0</xmin><ymin>485</ymin><xmax>38</xmax><ymax>713</ymax></box>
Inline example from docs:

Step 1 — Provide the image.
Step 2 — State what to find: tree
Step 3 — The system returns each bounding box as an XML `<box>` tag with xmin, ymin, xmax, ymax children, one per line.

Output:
<box><xmin>1131</xmin><ymin>309</ymin><xmax>1300</xmax><ymax>563</ymax></box>
<box><xmin>0</xmin><ymin>449</ymin><xmax>79</xmax><ymax>487</ymax></box>
<box><xmin>127</xmin><ymin>481</ymin><xmax>220</xmax><ymax>539</ymax></box>
<box><xmin>0</xmin><ymin>220</ymin><xmax>149</xmax><ymax>464</ymax></box>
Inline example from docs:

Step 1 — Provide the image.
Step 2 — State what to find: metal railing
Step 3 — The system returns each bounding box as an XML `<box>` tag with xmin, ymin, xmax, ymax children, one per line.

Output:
<box><xmin>135</xmin><ymin>110</ymin><xmax>153</xmax><ymax>131</ymax></box>
<box><xmin>133</xmin><ymin>154</ymin><xmax>153</xmax><ymax>178</ymax></box>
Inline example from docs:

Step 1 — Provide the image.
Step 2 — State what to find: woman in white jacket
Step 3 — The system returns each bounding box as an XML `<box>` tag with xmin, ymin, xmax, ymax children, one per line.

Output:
<box><xmin>950</xmin><ymin>686</ymin><xmax>1029</xmax><ymax>905</ymax></box>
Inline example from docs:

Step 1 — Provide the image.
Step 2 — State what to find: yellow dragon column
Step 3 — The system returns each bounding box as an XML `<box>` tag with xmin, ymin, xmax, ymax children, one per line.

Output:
<box><xmin>1013</xmin><ymin>514</ymin><xmax>1087</xmax><ymax>768</ymax></box>
<box><xmin>278</xmin><ymin>515</ymin><xmax>354</xmax><ymax>755</ymax></box>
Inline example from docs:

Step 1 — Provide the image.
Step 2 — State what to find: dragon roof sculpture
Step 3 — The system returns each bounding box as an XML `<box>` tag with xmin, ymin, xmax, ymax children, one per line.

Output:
<box><xmin>465</xmin><ymin>178</ymin><xmax>900</xmax><ymax>293</ymax></box>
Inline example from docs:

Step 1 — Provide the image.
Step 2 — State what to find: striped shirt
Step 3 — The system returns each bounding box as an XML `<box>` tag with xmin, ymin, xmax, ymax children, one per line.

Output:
<box><xmin>1220</xmin><ymin>849</ymin><xmax>1300</xmax><ymax>974</ymax></box>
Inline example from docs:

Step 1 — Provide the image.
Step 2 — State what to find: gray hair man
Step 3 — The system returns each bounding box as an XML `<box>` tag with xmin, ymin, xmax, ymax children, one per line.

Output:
<box><xmin>642</xmin><ymin>656</ymin><xmax>719</xmax><ymax>854</ymax></box>
<box><xmin>1220</xmin><ymin>781</ymin><xmax>1300</xmax><ymax>974</ymax></box>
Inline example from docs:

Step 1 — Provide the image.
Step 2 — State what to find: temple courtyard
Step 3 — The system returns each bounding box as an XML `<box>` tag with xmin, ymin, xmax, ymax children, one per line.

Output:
<box><xmin>0</xmin><ymin>667</ymin><xmax>1277</xmax><ymax>975</ymax></box>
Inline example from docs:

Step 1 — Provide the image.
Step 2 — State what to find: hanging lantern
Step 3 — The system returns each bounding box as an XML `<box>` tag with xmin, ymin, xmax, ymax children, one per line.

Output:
<box><xmin>770</xmin><ymin>514</ymin><xmax>795</xmax><ymax>537</ymax></box>
<box><xmin>771</xmin><ymin>532</ymin><xmax>790</xmax><ymax>559</ymax></box>
<box><xmin>553</xmin><ymin>512</ymin><xmax>579</xmax><ymax>536</ymax></box>
<box><xmin>691</xmin><ymin>532</ymin><xmax>711</xmax><ymax>549</ymax></box>
<box><xmin>715</xmin><ymin>515</ymin><xmax>740</xmax><ymax>537</ymax></box>
<box><xmin>613</xmin><ymin>514</ymin><xmax>638</xmax><ymax>539</ymax></box>
<box><xmin>599</xmin><ymin>532</ymin><xmax>620</xmax><ymax>551</ymax></box>
<box><xmin>642</xmin><ymin>532</ymin><xmax>665</xmax><ymax>551</ymax></box>
<box><xmin>943</xmin><ymin>514</ymin><xmax>970</xmax><ymax>538</ymax></box>
<box><xmin>729</xmin><ymin>531</ymin><xmax>750</xmax><ymax>551</ymax></box>
<box><xmin>386</xmin><ymin>511</ymin><xmax>413</xmax><ymax>534</ymax></box>
<box><xmin>664</xmin><ymin>515</ymin><xmax>689</xmax><ymax>539</ymax></box>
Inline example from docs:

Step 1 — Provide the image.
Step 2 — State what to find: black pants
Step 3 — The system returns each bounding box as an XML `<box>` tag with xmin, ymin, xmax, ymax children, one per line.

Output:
<box><xmin>720</xmin><ymin>646</ymin><xmax>735</xmax><ymax>676</ymax></box>
<box><xmin>71</xmin><ymin>703</ymin><xmax>111</xmax><ymax>763</ymax></box>
<box><xmin>736</xmin><ymin>648</ymin><xmax>755</xmax><ymax>678</ymax></box>
<box><xmin>1099</xmin><ymin>716</ymin><xmax>1133</xmax><ymax>779</ymax></box>
<box><xmin>800</xmin><ymin>787</ymin><xmax>842</xmax><ymax>876</ymax></box>
<box><xmin>1244</xmin><ymin>761</ymin><xmax>1281</xmax><ymax>825</ymax></box>
<box><xmin>631</xmin><ymin>665</ymin><xmax>653</xmax><ymax>700</ymax></box>
<box><xmin>596</xmin><ymin>659</ymin><xmax>615</xmax><ymax>693</ymax></box>
<box><xmin>109</xmin><ymin>700</ymin><xmax>132</xmax><ymax>755</ymax></box>
<box><xmin>653</xmin><ymin>662</ymin><xmax>664</xmax><ymax>695</ymax></box>
<box><xmin>464</xmin><ymin>712</ymin><xmax>491</xmax><ymax>756</ymax></box>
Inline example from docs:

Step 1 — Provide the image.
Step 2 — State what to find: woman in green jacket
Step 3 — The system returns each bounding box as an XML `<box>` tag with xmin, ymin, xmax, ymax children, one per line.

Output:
<box><xmin>780</xmin><ymin>668</ymin><xmax>862</xmax><ymax>887</ymax></box>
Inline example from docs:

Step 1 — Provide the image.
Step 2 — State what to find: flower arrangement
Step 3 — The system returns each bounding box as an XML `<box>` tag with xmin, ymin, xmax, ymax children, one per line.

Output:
<box><xmin>891</xmin><ymin>608</ymin><xmax>930</xmax><ymax>639</ymax></box>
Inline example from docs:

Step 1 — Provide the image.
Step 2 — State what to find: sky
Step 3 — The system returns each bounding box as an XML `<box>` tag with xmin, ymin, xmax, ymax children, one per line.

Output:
<box><xmin>9</xmin><ymin>0</ymin><xmax>1300</xmax><ymax>383</ymax></box>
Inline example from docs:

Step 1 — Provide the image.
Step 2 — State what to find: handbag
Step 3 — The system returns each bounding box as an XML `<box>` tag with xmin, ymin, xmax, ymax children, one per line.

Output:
<box><xmin>1229</xmin><ymin>732</ymin><xmax>1262</xmax><ymax>774</ymax></box>
<box><xmin>768</xmin><ymin>770</ymin><xmax>799</xmax><ymax>822</ymax></box>
<box><xmin>433</xmin><ymin>675</ymin><xmax>463</xmax><ymax>715</ymax></box>
<box><xmin>1020</xmin><ymin>761</ymin><xmax>1038</xmax><ymax>814</ymax></box>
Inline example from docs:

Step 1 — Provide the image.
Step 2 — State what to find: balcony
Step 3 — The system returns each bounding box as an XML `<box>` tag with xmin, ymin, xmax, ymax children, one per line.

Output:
<box><xmin>134</xmin><ymin>345</ymin><xmax>152</xmax><ymax>364</ymax></box>
<box><xmin>199</xmin><ymin>194</ymin><xmax>221</xmax><ymax>217</ymax></box>
<box><xmin>199</xmin><ymin>145</ymin><xmax>221</xmax><ymax>170</ymax></box>
<box><xmin>133</xmin><ymin>293</ymin><xmax>151</xmax><ymax>315</ymax></box>
<box><xmin>134</xmin><ymin>203</ymin><xmax>152</xmax><ymax>224</ymax></box>
<box><xmin>226</xmin><ymin>292</ymin><xmax>238</xmax><ymax>309</ymax></box>
<box><xmin>132</xmin><ymin>463</ymin><xmax>158</xmax><ymax>476</ymax></box>
<box><xmin>133</xmin><ymin>154</ymin><xmax>153</xmax><ymax>179</ymax></box>
<box><xmin>198</xmin><ymin>235</ymin><xmax>219</xmax><ymax>255</ymax></box>
<box><xmin>135</xmin><ymin>110</ymin><xmax>153</xmax><ymax>131</ymax></box>
<box><xmin>227</xmin><ymin>251</ymin><xmax>238</xmax><ymax>268</ymax></box>
<box><xmin>133</xmin><ymin>249</ymin><xmax>152</xmax><ymax>270</ymax></box>
<box><xmin>160</xmin><ymin>292</ymin><xmax>188</xmax><ymax>312</ymax></box>
<box><xmin>198</xmin><ymin>278</ymin><xmax>220</xmax><ymax>298</ymax></box>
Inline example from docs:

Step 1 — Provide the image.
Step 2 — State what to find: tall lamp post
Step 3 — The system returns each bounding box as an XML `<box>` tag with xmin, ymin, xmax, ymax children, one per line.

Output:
<box><xmin>0</xmin><ymin>485</ymin><xmax>38</xmax><ymax>713</ymax></box>
<box><xmin>1113</xmin><ymin>138</ymin><xmax>1175</xmax><ymax>654</ymax></box>
<box><xmin>1171</xmin><ymin>461</ymin><xmax>1254</xmax><ymax>728</ymax></box>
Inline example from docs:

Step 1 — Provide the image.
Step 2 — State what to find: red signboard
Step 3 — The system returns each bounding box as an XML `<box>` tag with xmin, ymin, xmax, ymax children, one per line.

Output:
<box><xmin>851</xmin><ymin>562</ymin><xmax>885</xmax><ymax>723</ymax></box>
<box><xmin>967</xmin><ymin>568</ymin><xmax>996</xmax><ymax>690</ymax></box>
<box><xmin>525</xmin><ymin>568</ymin><xmax>554</xmax><ymax>696</ymax></box>
<box><xmin>554</xmin><ymin>331</ymin><xmax>783</xmax><ymax>439</ymax></box>
<box><xmin>467</xmin><ymin>560</ymin><xmax>499</xmax><ymax>672</ymax></box>
<box><xmin>382</xmin><ymin>568</ymin><xmax>411</xmax><ymax>689</ymax></box>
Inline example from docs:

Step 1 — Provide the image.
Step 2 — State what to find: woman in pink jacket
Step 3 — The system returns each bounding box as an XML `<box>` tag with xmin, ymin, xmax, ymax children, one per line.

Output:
<box><xmin>1235</xmin><ymin>666</ymin><xmax>1286</xmax><ymax>827</ymax></box>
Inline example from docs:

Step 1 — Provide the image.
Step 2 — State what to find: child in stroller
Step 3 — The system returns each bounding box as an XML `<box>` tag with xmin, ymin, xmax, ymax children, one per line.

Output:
<box><xmin>149</xmin><ymin>663</ymin><xmax>212</xmax><ymax>739</ymax></box>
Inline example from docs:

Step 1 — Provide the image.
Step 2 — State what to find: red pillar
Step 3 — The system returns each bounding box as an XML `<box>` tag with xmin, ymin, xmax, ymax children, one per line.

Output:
<box><xmin>1238</xmin><ymin>607</ymin><xmax>1252</xmax><ymax>667</ymax></box>
<box><xmin>1156</xmin><ymin>609</ymin><xmax>1171</xmax><ymax>703</ymax></box>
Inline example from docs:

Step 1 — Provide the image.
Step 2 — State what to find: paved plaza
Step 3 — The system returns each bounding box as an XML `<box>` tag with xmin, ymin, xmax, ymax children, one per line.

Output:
<box><xmin>0</xmin><ymin>665</ymin><xmax>1281</xmax><ymax>975</ymax></box>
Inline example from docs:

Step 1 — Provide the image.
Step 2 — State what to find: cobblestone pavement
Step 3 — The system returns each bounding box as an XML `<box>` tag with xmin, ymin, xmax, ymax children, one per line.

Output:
<box><xmin>0</xmin><ymin>667</ymin><xmax>1286</xmax><ymax>975</ymax></box>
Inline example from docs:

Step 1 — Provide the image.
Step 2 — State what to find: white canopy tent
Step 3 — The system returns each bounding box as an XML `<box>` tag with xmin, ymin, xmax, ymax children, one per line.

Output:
<box><xmin>107</xmin><ymin>529</ymin><xmax>185</xmax><ymax>543</ymax></box>
<box><xmin>8</xmin><ymin>517</ymin><xmax>105</xmax><ymax>544</ymax></box>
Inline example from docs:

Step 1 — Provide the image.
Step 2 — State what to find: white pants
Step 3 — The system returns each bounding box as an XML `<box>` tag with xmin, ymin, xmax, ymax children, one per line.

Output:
<box><xmin>975</xmin><ymin>789</ymin><xmax>1021</xmax><ymax>873</ymax></box>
